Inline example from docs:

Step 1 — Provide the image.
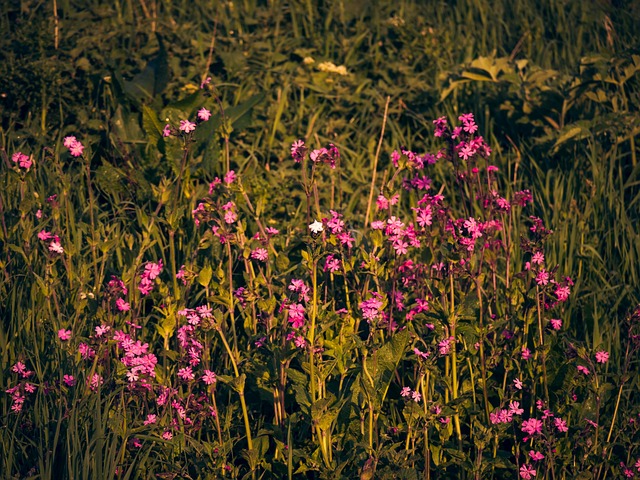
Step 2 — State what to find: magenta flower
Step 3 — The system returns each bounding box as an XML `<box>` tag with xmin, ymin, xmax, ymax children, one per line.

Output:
<box><xmin>521</xmin><ymin>347</ymin><xmax>532</xmax><ymax>360</ymax></box>
<box><xmin>116</xmin><ymin>298</ymin><xmax>130</xmax><ymax>312</ymax></box>
<box><xmin>595</xmin><ymin>350</ymin><xmax>609</xmax><ymax>363</ymax></box>
<box><xmin>291</xmin><ymin>140</ymin><xmax>307</xmax><ymax>163</ymax></box>
<box><xmin>64</xmin><ymin>136</ymin><xmax>85</xmax><ymax>157</ymax></box>
<box><xmin>144</xmin><ymin>414</ymin><xmax>157</xmax><ymax>425</ymax></box>
<box><xmin>162</xmin><ymin>124</ymin><xmax>171</xmax><ymax>137</ymax></box>
<box><xmin>251</xmin><ymin>248</ymin><xmax>268</xmax><ymax>262</ymax></box>
<box><xmin>550</xmin><ymin>318</ymin><xmax>562</xmax><ymax>330</ymax></box>
<box><xmin>202</xmin><ymin>370</ymin><xmax>217</xmax><ymax>385</ymax></box>
<box><xmin>177</xmin><ymin>366</ymin><xmax>195</xmax><ymax>381</ymax></box>
<box><xmin>519</xmin><ymin>464</ymin><xmax>536</xmax><ymax>479</ymax></box>
<box><xmin>197</xmin><ymin>107</ymin><xmax>212</xmax><ymax>121</ymax></box>
<box><xmin>224</xmin><ymin>170</ymin><xmax>236</xmax><ymax>184</ymax></box>
<box><xmin>179</xmin><ymin>120</ymin><xmax>196</xmax><ymax>133</ymax></box>
<box><xmin>535</xmin><ymin>269</ymin><xmax>550</xmax><ymax>286</ymax></box>
<box><xmin>529</xmin><ymin>451</ymin><xmax>544</xmax><ymax>461</ymax></box>
<box><xmin>514</xmin><ymin>378</ymin><xmax>523</xmax><ymax>390</ymax></box>
<box><xmin>58</xmin><ymin>329</ymin><xmax>72</xmax><ymax>341</ymax></box>
<box><xmin>12</xmin><ymin>151</ymin><xmax>33</xmax><ymax>170</ymax></box>
<box><xmin>577</xmin><ymin>365</ymin><xmax>590</xmax><ymax>375</ymax></box>
<box><xmin>554</xmin><ymin>417</ymin><xmax>568</xmax><ymax>432</ymax></box>
<box><xmin>63</xmin><ymin>374</ymin><xmax>76</xmax><ymax>386</ymax></box>
<box><xmin>521</xmin><ymin>418</ymin><xmax>543</xmax><ymax>436</ymax></box>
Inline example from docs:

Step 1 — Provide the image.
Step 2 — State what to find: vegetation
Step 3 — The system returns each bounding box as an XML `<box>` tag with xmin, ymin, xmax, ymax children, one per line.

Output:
<box><xmin>1</xmin><ymin>0</ymin><xmax>639</xmax><ymax>478</ymax></box>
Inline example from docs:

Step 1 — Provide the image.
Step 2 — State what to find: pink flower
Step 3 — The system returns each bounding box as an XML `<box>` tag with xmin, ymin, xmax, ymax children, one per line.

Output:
<box><xmin>63</xmin><ymin>374</ymin><xmax>76</xmax><ymax>386</ymax></box>
<box><xmin>291</xmin><ymin>140</ymin><xmax>306</xmax><ymax>163</ymax></box>
<box><xmin>577</xmin><ymin>365</ymin><xmax>590</xmax><ymax>375</ymax></box>
<box><xmin>438</xmin><ymin>336</ymin><xmax>454</xmax><ymax>355</ymax></box>
<box><xmin>116</xmin><ymin>298</ymin><xmax>130</xmax><ymax>312</ymax></box>
<box><xmin>535</xmin><ymin>269</ymin><xmax>550</xmax><ymax>286</ymax></box>
<box><xmin>519</xmin><ymin>464</ymin><xmax>536</xmax><ymax>479</ymax></box>
<box><xmin>529</xmin><ymin>450</ymin><xmax>544</xmax><ymax>461</ymax></box>
<box><xmin>509</xmin><ymin>401</ymin><xmax>524</xmax><ymax>415</ymax></box>
<box><xmin>251</xmin><ymin>248</ymin><xmax>268</xmax><ymax>262</ymax></box>
<box><xmin>49</xmin><ymin>241</ymin><xmax>64</xmax><ymax>254</ymax></box>
<box><xmin>224</xmin><ymin>170</ymin><xmax>236</xmax><ymax>184</ymax></box>
<box><xmin>63</xmin><ymin>137</ymin><xmax>85</xmax><ymax>157</ymax></box>
<box><xmin>595</xmin><ymin>350</ymin><xmax>609</xmax><ymax>364</ymax></box>
<box><xmin>521</xmin><ymin>418</ymin><xmax>543</xmax><ymax>436</ymax></box>
<box><xmin>400</xmin><ymin>387</ymin><xmax>411</xmax><ymax>397</ymax></box>
<box><xmin>179</xmin><ymin>120</ymin><xmax>196</xmax><ymax>133</ymax></box>
<box><xmin>531</xmin><ymin>251</ymin><xmax>545</xmax><ymax>265</ymax></box>
<box><xmin>162</xmin><ymin>124</ymin><xmax>171</xmax><ymax>137</ymax></box>
<box><xmin>197</xmin><ymin>108</ymin><xmax>212</xmax><ymax>121</ymax></box>
<box><xmin>554</xmin><ymin>417</ymin><xmax>568</xmax><ymax>432</ymax></box>
<box><xmin>95</xmin><ymin>325</ymin><xmax>111</xmax><ymax>337</ymax></box>
<box><xmin>202</xmin><ymin>370</ymin><xmax>217</xmax><ymax>385</ymax></box>
<box><xmin>12</xmin><ymin>151</ymin><xmax>32</xmax><ymax>170</ymax></box>
<box><xmin>550</xmin><ymin>318</ymin><xmax>562</xmax><ymax>330</ymax></box>
<box><xmin>144</xmin><ymin>414</ymin><xmax>157</xmax><ymax>425</ymax></box>
<box><xmin>58</xmin><ymin>329</ymin><xmax>72</xmax><ymax>341</ymax></box>
<box><xmin>88</xmin><ymin>373</ymin><xmax>103</xmax><ymax>391</ymax></box>
<box><xmin>514</xmin><ymin>378</ymin><xmax>523</xmax><ymax>390</ymax></box>
<box><xmin>177</xmin><ymin>366</ymin><xmax>194</xmax><ymax>381</ymax></box>
<box><xmin>162</xmin><ymin>430</ymin><xmax>173</xmax><ymax>440</ymax></box>
<box><xmin>411</xmin><ymin>390</ymin><xmax>422</xmax><ymax>403</ymax></box>
<box><xmin>521</xmin><ymin>347</ymin><xmax>532</xmax><ymax>360</ymax></box>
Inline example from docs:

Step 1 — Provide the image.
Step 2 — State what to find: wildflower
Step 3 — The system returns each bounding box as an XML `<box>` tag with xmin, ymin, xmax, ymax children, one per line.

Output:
<box><xmin>162</xmin><ymin>124</ymin><xmax>171</xmax><ymax>137</ymax></box>
<box><xmin>595</xmin><ymin>350</ymin><xmax>609</xmax><ymax>363</ymax></box>
<box><xmin>179</xmin><ymin>120</ymin><xmax>196</xmax><ymax>133</ymax></box>
<box><xmin>294</xmin><ymin>336</ymin><xmax>307</xmax><ymax>348</ymax></box>
<box><xmin>550</xmin><ymin>318</ymin><xmax>562</xmax><ymax>330</ymax></box>
<box><xmin>514</xmin><ymin>378</ymin><xmax>523</xmax><ymax>390</ymax></box>
<box><xmin>519</xmin><ymin>464</ymin><xmax>536</xmax><ymax>479</ymax></box>
<box><xmin>58</xmin><ymin>329</ymin><xmax>72</xmax><ymax>341</ymax></box>
<box><xmin>162</xmin><ymin>431</ymin><xmax>173</xmax><ymax>440</ymax></box>
<box><xmin>438</xmin><ymin>336</ymin><xmax>454</xmax><ymax>355</ymax></box>
<box><xmin>521</xmin><ymin>347</ymin><xmax>532</xmax><ymax>360</ymax></box>
<box><xmin>291</xmin><ymin>140</ymin><xmax>307</xmax><ymax>163</ymax></box>
<box><xmin>555</xmin><ymin>285</ymin><xmax>571</xmax><ymax>302</ymax></box>
<box><xmin>521</xmin><ymin>418</ymin><xmax>543</xmax><ymax>436</ymax></box>
<box><xmin>177</xmin><ymin>366</ymin><xmax>195</xmax><ymax>381</ymax></box>
<box><xmin>309</xmin><ymin>220</ymin><xmax>324</xmax><ymax>234</ymax></box>
<box><xmin>116</xmin><ymin>298</ymin><xmax>130</xmax><ymax>312</ymax></box>
<box><xmin>202</xmin><ymin>370</ymin><xmax>217</xmax><ymax>385</ymax></box>
<box><xmin>78</xmin><ymin>343</ymin><xmax>95</xmax><ymax>360</ymax></box>
<box><xmin>12</xmin><ymin>151</ymin><xmax>32</xmax><ymax>170</ymax></box>
<box><xmin>63</xmin><ymin>374</ymin><xmax>76</xmax><ymax>386</ymax></box>
<box><xmin>49</xmin><ymin>241</ymin><xmax>64</xmax><ymax>254</ymax></box>
<box><xmin>141</xmin><ymin>414</ymin><xmax>157</xmax><ymax>426</ymax></box>
<box><xmin>251</xmin><ymin>248</ymin><xmax>268</xmax><ymax>262</ymax></box>
<box><xmin>89</xmin><ymin>373</ymin><xmax>103</xmax><ymax>391</ymax></box>
<box><xmin>535</xmin><ymin>269</ymin><xmax>550</xmax><ymax>286</ymax></box>
<box><xmin>531</xmin><ymin>251</ymin><xmax>544</xmax><ymax>265</ymax></box>
<box><xmin>324</xmin><ymin>254</ymin><xmax>341</xmax><ymax>273</ymax></box>
<box><xmin>554</xmin><ymin>417</ymin><xmax>568</xmax><ymax>433</ymax></box>
<box><xmin>224</xmin><ymin>170</ymin><xmax>236</xmax><ymax>184</ymax></box>
<box><xmin>95</xmin><ymin>325</ymin><xmax>111</xmax><ymax>337</ymax></box>
<box><xmin>197</xmin><ymin>108</ymin><xmax>212</xmax><ymax>121</ymax></box>
<box><xmin>400</xmin><ymin>387</ymin><xmax>411</xmax><ymax>397</ymax></box>
<box><xmin>509</xmin><ymin>401</ymin><xmax>524</xmax><ymax>415</ymax></box>
<box><xmin>64</xmin><ymin>136</ymin><xmax>85</xmax><ymax>157</ymax></box>
<box><xmin>413</xmin><ymin>348</ymin><xmax>429</xmax><ymax>360</ymax></box>
<box><xmin>577</xmin><ymin>365</ymin><xmax>590</xmax><ymax>375</ymax></box>
<box><xmin>288</xmin><ymin>303</ymin><xmax>306</xmax><ymax>329</ymax></box>
<box><xmin>411</xmin><ymin>390</ymin><xmax>422</xmax><ymax>403</ymax></box>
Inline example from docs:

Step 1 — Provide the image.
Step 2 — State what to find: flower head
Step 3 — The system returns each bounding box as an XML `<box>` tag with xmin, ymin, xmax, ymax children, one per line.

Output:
<box><xmin>309</xmin><ymin>220</ymin><xmax>324</xmax><ymax>234</ymax></box>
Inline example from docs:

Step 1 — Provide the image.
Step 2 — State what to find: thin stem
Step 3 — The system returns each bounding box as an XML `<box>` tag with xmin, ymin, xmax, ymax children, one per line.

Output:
<box><xmin>365</xmin><ymin>96</ymin><xmax>391</xmax><ymax>227</ymax></box>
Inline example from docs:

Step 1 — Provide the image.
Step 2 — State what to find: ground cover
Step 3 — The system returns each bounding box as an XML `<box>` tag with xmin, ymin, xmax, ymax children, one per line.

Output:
<box><xmin>1</xmin><ymin>1</ymin><xmax>639</xmax><ymax>478</ymax></box>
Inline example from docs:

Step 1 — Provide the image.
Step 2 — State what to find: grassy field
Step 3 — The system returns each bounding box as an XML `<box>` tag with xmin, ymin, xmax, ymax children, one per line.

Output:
<box><xmin>1</xmin><ymin>0</ymin><xmax>639</xmax><ymax>478</ymax></box>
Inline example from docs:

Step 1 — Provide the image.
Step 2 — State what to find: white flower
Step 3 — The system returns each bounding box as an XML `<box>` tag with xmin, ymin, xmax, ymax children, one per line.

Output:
<box><xmin>309</xmin><ymin>220</ymin><xmax>324</xmax><ymax>234</ymax></box>
<box><xmin>49</xmin><ymin>241</ymin><xmax>64</xmax><ymax>254</ymax></box>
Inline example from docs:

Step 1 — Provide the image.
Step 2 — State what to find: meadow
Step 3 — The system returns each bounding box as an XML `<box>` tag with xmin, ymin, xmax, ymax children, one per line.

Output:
<box><xmin>1</xmin><ymin>0</ymin><xmax>639</xmax><ymax>478</ymax></box>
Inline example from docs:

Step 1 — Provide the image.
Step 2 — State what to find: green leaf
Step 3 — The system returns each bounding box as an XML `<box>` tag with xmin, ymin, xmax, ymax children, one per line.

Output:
<box><xmin>198</xmin><ymin>265</ymin><xmax>213</xmax><ymax>287</ymax></box>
